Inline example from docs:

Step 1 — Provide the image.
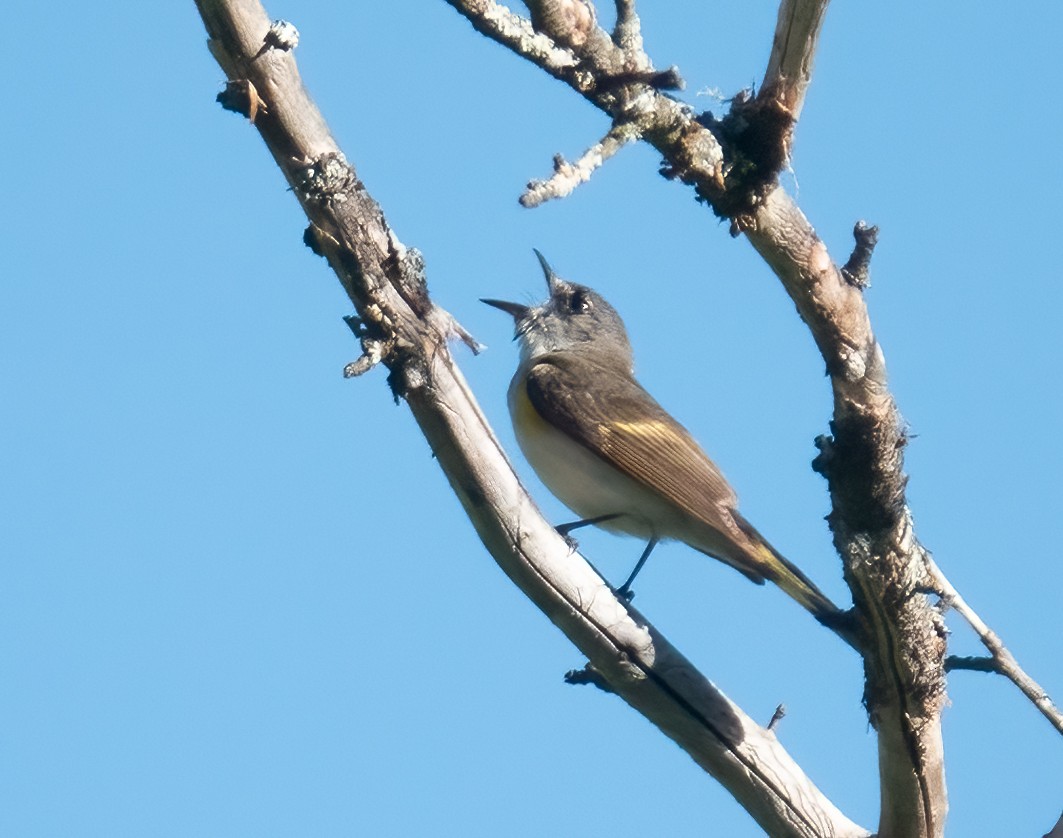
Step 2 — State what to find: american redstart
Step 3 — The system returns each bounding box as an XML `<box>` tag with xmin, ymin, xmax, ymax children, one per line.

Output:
<box><xmin>482</xmin><ymin>251</ymin><xmax>840</xmax><ymax>622</ymax></box>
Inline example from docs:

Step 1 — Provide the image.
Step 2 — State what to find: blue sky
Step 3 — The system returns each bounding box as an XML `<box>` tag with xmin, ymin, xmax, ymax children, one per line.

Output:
<box><xmin>3</xmin><ymin>2</ymin><xmax>1060</xmax><ymax>836</ymax></box>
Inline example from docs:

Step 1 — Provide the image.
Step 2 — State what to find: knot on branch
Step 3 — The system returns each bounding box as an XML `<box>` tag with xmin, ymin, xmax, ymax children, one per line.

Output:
<box><xmin>263</xmin><ymin>20</ymin><xmax>299</xmax><ymax>52</ymax></box>
<box><xmin>216</xmin><ymin>79</ymin><xmax>267</xmax><ymax>123</ymax></box>
<box><xmin>302</xmin><ymin>223</ymin><xmax>327</xmax><ymax>257</ymax></box>
<box><xmin>813</xmin><ymin>411</ymin><xmax>908</xmax><ymax>534</ymax></box>
<box><xmin>385</xmin><ymin>234</ymin><xmax>431</xmax><ymax>319</ymax></box>
<box><xmin>297</xmin><ymin>152</ymin><xmax>359</xmax><ymax>204</ymax></box>
<box><xmin>692</xmin><ymin>87</ymin><xmax>794</xmax><ymax>222</ymax></box>
<box><xmin>252</xmin><ymin>19</ymin><xmax>300</xmax><ymax>60</ymax></box>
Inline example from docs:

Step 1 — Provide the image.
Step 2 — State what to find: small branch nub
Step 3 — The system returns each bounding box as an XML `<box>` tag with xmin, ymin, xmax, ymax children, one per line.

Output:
<box><xmin>216</xmin><ymin>79</ymin><xmax>267</xmax><ymax>123</ymax></box>
<box><xmin>945</xmin><ymin>655</ymin><xmax>1003</xmax><ymax>675</ymax></box>
<box><xmin>564</xmin><ymin>664</ymin><xmax>615</xmax><ymax>693</ymax></box>
<box><xmin>342</xmin><ymin>315</ymin><xmax>388</xmax><ymax>379</ymax></box>
<box><xmin>767</xmin><ymin>704</ymin><xmax>787</xmax><ymax>731</ymax></box>
<box><xmin>841</xmin><ymin>221</ymin><xmax>879</xmax><ymax>289</ymax></box>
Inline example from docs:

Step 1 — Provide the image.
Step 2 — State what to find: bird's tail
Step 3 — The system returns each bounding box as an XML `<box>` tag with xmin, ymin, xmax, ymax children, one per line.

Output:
<box><xmin>755</xmin><ymin>541</ymin><xmax>842</xmax><ymax>623</ymax></box>
<box><xmin>732</xmin><ymin>514</ymin><xmax>844</xmax><ymax>625</ymax></box>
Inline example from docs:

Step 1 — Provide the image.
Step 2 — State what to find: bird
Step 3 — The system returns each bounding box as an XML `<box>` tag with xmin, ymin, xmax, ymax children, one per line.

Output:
<box><xmin>482</xmin><ymin>250</ymin><xmax>842</xmax><ymax>623</ymax></box>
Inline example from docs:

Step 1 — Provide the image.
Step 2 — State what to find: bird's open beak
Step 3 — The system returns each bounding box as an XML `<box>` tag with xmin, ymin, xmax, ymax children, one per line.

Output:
<box><xmin>480</xmin><ymin>298</ymin><xmax>530</xmax><ymax>320</ymax></box>
<box><xmin>532</xmin><ymin>248</ymin><xmax>564</xmax><ymax>296</ymax></box>
<box><xmin>481</xmin><ymin>249</ymin><xmax>560</xmax><ymax>323</ymax></box>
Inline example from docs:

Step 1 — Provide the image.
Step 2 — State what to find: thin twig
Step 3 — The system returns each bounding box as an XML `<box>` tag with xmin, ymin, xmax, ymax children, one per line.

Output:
<box><xmin>927</xmin><ymin>557</ymin><xmax>1063</xmax><ymax>734</ymax></box>
<box><xmin>520</xmin><ymin>121</ymin><xmax>640</xmax><ymax>206</ymax></box>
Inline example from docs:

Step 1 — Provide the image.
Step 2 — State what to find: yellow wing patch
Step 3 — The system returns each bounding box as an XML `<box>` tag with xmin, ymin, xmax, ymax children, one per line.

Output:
<box><xmin>602</xmin><ymin>419</ymin><xmax>676</xmax><ymax>439</ymax></box>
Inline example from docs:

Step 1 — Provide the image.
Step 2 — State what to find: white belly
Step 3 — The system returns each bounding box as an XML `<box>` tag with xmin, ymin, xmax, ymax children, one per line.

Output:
<box><xmin>509</xmin><ymin>373</ymin><xmax>681</xmax><ymax>541</ymax></box>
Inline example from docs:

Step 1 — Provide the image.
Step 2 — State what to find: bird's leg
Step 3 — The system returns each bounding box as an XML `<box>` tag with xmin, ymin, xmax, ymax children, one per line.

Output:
<box><xmin>555</xmin><ymin>513</ymin><xmax>621</xmax><ymax>551</ymax></box>
<box><xmin>556</xmin><ymin>513</ymin><xmax>621</xmax><ymax>536</ymax></box>
<box><xmin>616</xmin><ymin>537</ymin><xmax>659</xmax><ymax>601</ymax></box>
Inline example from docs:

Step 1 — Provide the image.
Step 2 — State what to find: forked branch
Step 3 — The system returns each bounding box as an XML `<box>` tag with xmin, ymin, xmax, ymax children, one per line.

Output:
<box><xmin>929</xmin><ymin>558</ymin><xmax>1063</xmax><ymax>734</ymax></box>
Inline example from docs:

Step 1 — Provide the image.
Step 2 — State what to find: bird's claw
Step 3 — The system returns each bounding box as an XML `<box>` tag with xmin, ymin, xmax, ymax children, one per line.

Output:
<box><xmin>554</xmin><ymin>527</ymin><xmax>580</xmax><ymax>554</ymax></box>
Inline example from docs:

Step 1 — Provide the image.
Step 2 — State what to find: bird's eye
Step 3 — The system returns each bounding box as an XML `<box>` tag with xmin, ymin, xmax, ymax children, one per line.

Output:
<box><xmin>568</xmin><ymin>290</ymin><xmax>592</xmax><ymax>314</ymax></box>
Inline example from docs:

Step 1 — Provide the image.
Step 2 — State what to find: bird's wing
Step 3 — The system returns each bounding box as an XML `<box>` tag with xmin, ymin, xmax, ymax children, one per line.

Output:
<box><xmin>525</xmin><ymin>354</ymin><xmax>844</xmax><ymax>622</ymax></box>
<box><xmin>523</xmin><ymin>353</ymin><xmax>739</xmax><ymax>527</ymax></box>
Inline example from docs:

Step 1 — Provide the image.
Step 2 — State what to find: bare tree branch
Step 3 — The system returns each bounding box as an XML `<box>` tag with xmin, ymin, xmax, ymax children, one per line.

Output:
<box><xmin>751</xmin><ymin>185</ymin><xmax>947</xmax><ymax>838</ymax></box>
<box><xmin>717</xmin><ymin>0</ymin><xmax>832</xmax><ymax>194</ymax></box>
<box><xmin>762</xmin><ymin>0</ymin><xmax>831</xmax><ymax>122</ymax></box>
<box><xmin>193</xmin><ymin>1</ymin><xmax>870</xmax><ymax>835</ymax></box>
<box><xmin>612</xmin><ymin>0</ymin><xmax>643</xmax><ymax>53</ymax></box>
<box><xmin>520</xmin><ymin>120</ymin><xmax>640</xmax><ymax>206</ymax></box>
<box><xmin>929</xmin><ymin>558</ymin><xmax>1063</xmax><ymax>734</ymax></box>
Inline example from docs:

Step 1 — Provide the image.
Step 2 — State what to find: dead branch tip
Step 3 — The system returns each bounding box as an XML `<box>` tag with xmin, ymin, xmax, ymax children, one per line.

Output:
<box><xmin>767</xmin><ymin>704</ymin><xmax>787</xmax><ymax>731</ymax></box>
<box><xmin>520</xmin><ymin>122</ymin><xmax>639</xmax><ymax>207</ymax></box>
<box><xmin>564</xmin><ymin>664</ymin><xmax>615</xmax><ymax>693</ymax></box>
<box><xmin>840</xmin><ymin>221</ymin><xmax>879</xmax><ymax>289</ymax></box>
